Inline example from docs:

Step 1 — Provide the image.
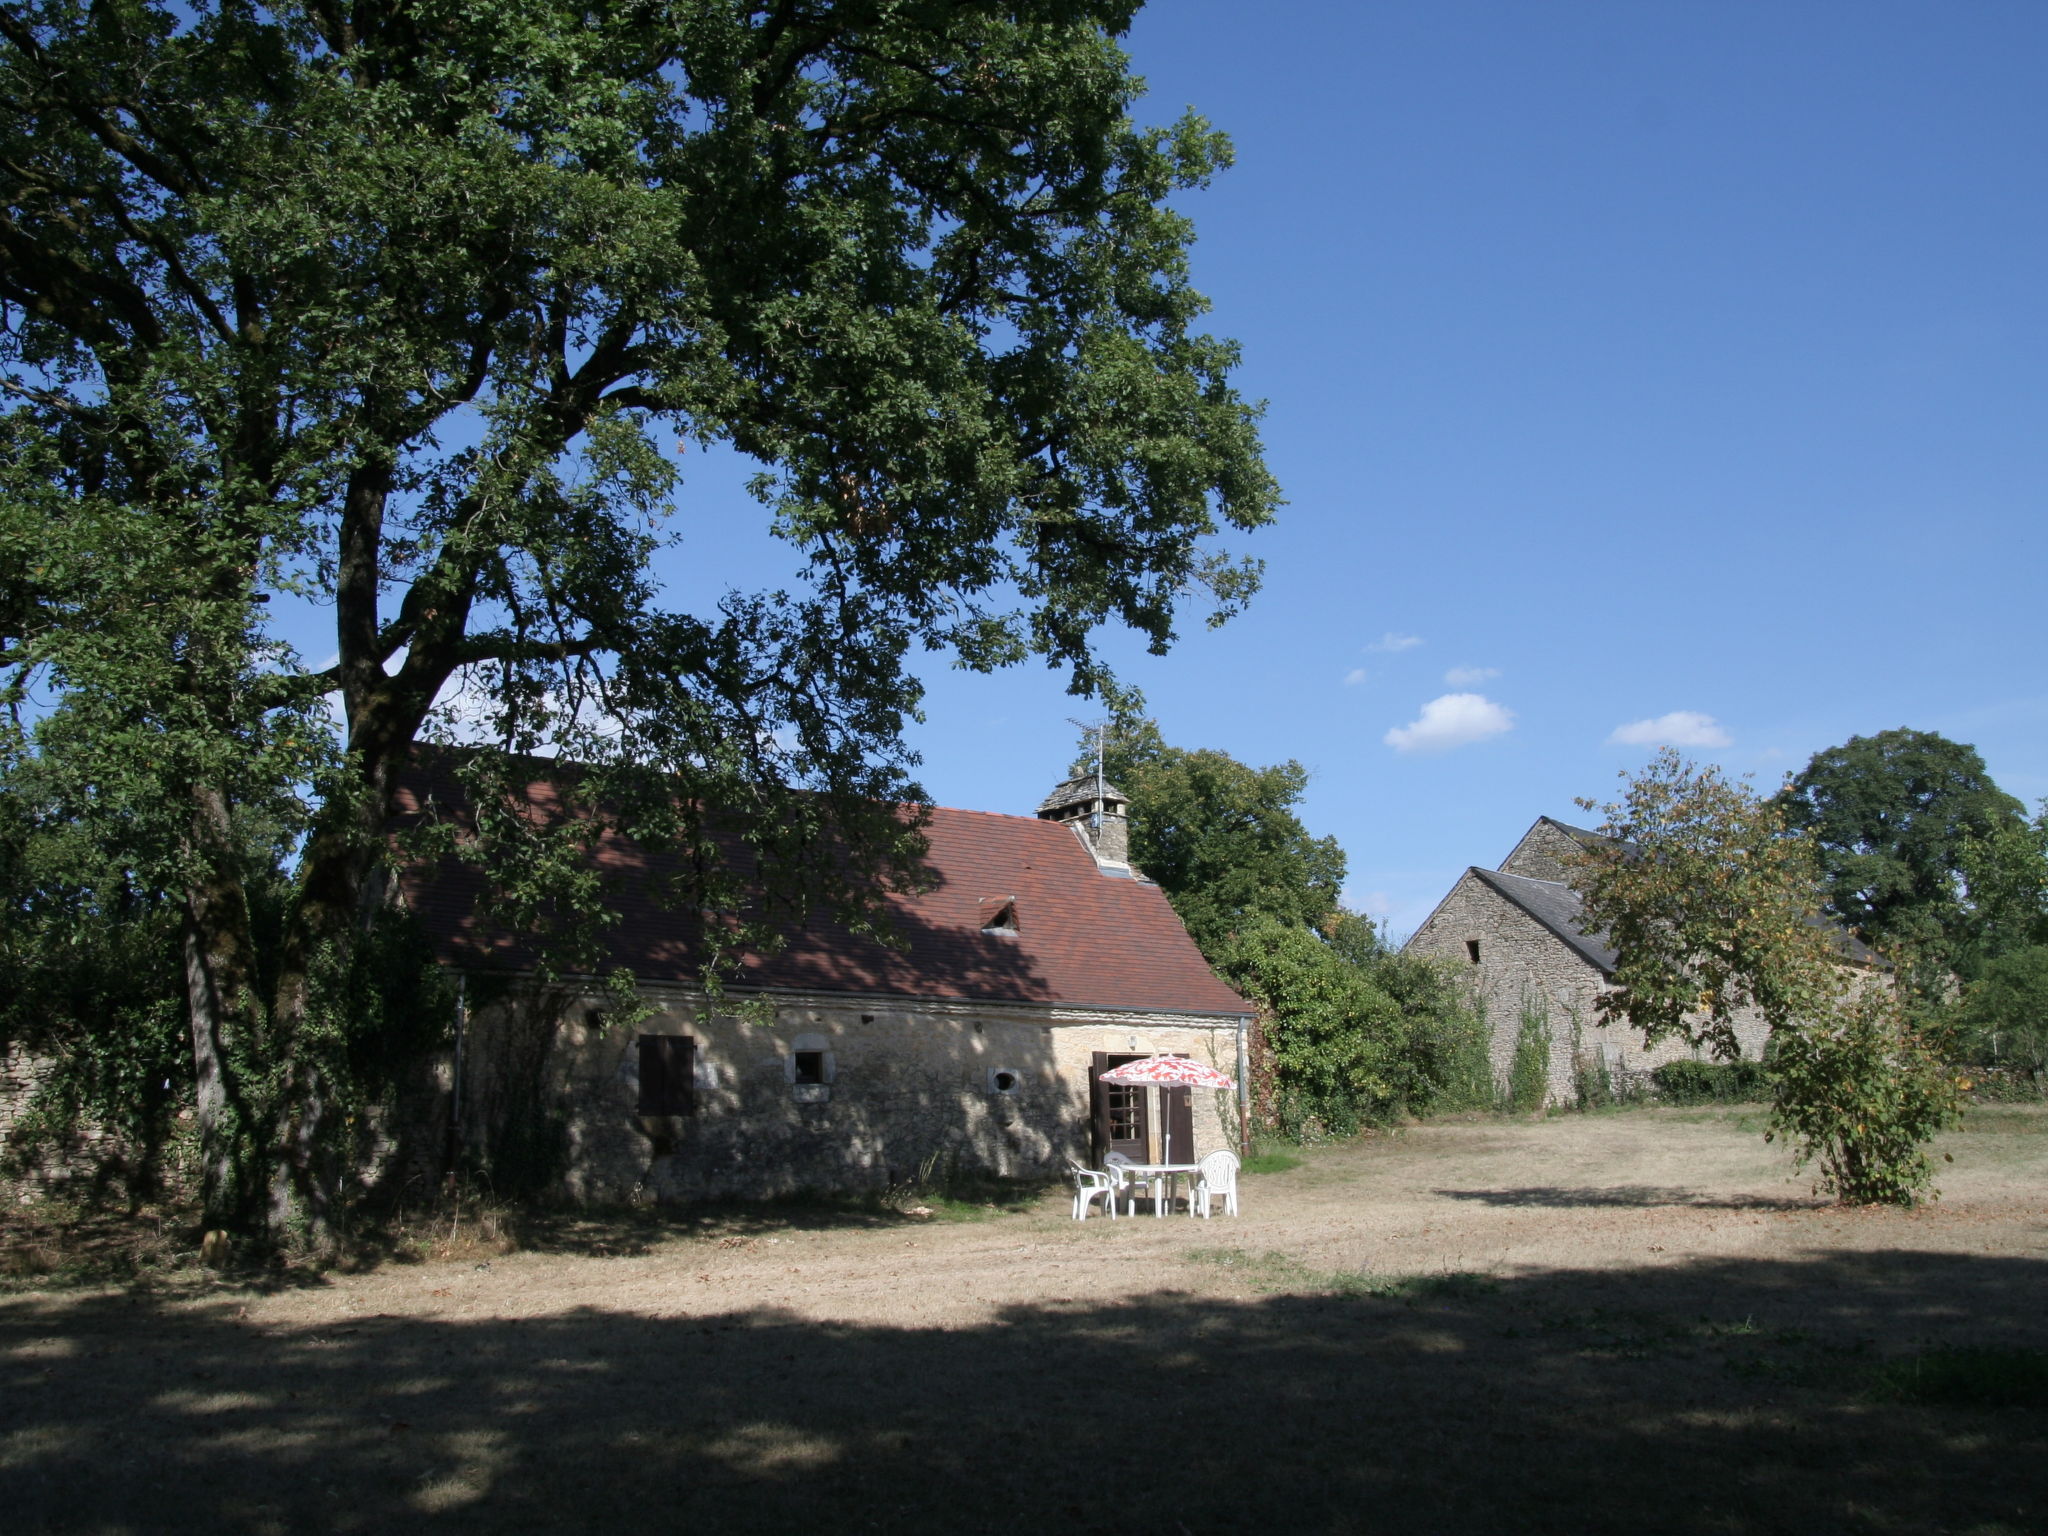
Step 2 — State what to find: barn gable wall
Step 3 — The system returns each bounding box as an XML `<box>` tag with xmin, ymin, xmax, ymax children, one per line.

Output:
<box><xmin>1406</xmin><ymin>870</ymin><xmax>1769</xmax><ymax>1103</ymax></box>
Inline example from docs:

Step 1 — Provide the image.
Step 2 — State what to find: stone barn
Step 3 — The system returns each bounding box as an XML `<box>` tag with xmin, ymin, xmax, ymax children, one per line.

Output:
<box><xmin>1403</xmin><ymin>817</ymin><xmax>1775</xmax><ymax>1103</ymax></box>
<box><xmin>396</xmin><ymin>763</ymin><xmax>1249</xmax><ymax>1203</ymax></box>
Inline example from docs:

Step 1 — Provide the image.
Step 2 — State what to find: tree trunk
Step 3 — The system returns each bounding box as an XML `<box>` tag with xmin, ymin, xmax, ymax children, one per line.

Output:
<box><xmin>260</xmin><ymin>726</ymin><xmax>420</xmax><ymax>1247</ymax></box>
<box><xmin>179</xmin><ymin>785</ymin><xmax>264</xmax><ymax>1228</ymax></box>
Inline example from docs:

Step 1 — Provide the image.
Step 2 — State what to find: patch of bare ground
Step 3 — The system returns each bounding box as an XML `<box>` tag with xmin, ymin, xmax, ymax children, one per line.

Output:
<box><xmin>5</xmin><ymin>1107</ymin><xmax>2046</xmax><ymax>1534</ymax></box>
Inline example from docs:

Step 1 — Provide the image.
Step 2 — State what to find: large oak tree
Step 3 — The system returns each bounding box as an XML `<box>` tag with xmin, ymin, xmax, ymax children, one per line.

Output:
<box><xmin>1778</xmin><ymin>728</ymin><xmax>2034</xmax><ymax>983</ymax></box>
<box><xmin>0</xmin><ymin>0</ymin><xmax>1277</xmax><ymax>1235</ymax></box>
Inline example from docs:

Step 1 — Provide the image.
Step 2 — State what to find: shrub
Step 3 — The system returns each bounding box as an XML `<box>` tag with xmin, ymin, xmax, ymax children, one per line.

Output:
<box><xmin>1651</xmin><ymin>1059</ymin><xmax>1770</xmax><ymax>1105</ymax></box>
<box><xmin>1506</xmin><ymin>994</ymin><xmax>1551</xmax><ymax>1113</ymax></box>
<box><xmin>1957</xmin><ymin>1066</ymin><xmax>2045</xmax><ymax>1103</ymax></box>
<box><xmin>1221</xmin><ymin>921</ymin><xmax>1405</xmax><ymax>1142</ymax></box>
<box><xmin>1766</xmin><ymin>987</ymin><xmax>1962</xmax><ymax>1205</ymax></box>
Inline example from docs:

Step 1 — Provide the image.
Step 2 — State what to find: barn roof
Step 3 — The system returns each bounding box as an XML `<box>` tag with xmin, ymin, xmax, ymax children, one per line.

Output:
<box><xmin>391</xmin><ymin>756</ymin><xmax>1245</xmax><ymax>1018</ymax></box>
<box><xmin>1470</xmin><ymin>867</ymin><xmax>1622</xmax><ymax>972</ymax></box>
<box><xmin>1470</xmin><ymin>863</ymin><xmax>1884</xmax><ymax>975</ymax></box>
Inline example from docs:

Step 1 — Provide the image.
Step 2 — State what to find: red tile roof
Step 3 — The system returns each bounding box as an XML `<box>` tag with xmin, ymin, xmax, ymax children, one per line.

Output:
<box><xmin>392</xmin><ymin>761</ymin><xmax>1246</xmax><ymax>1018</ymax></box>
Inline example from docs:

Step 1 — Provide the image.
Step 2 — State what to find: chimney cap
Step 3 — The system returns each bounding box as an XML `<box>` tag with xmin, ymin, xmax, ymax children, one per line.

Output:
<box><xmin>1036</xmin><ymin>773</ymin><xmax>1127</xmax><ymax>818</ymax></box>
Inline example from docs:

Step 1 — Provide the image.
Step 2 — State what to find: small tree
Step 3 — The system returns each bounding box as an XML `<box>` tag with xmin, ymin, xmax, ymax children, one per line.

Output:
<box><xmin>1571</xmin><ymin>750</ymin><xmax>1959</xmax><ymax>1205</ymax></box>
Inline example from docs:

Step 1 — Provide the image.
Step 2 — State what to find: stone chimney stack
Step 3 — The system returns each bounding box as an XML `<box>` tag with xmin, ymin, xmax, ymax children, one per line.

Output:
<box><xmin>1035</xmin><ymin>773</ymin><xmax>1132</xmax><ymax>872</ymax></box>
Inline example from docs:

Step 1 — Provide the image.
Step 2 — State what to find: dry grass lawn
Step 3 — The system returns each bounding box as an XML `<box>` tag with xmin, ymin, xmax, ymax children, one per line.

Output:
<box><xmin>5</xmin><ymin>1105</ymin><xmax>2047</xmax><ymax>1534</ymax></box>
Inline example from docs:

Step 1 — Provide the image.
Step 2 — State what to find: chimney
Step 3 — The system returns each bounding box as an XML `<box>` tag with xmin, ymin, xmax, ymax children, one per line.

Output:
<box><xmin>1035</xmin><ymin>773</ymin><xmax>1132</xmax><ymax>871</ymax></box>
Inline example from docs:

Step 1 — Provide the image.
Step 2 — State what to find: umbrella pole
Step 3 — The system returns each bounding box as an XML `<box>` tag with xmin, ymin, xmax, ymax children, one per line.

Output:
<box><xmin>1157</xmin><ymin>1084</ymin><xmax>1167</xmax><ymax>1215</ymax></box>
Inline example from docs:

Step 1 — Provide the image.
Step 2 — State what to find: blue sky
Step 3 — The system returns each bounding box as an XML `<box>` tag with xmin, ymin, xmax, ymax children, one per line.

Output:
<box><xmin>890</xmin><ymin>0</ymin><xmax>2048</xmax><ymax>935</ymax></box>
<box><xmin>269</xmin><ymin>3</ymin><xmax>2044</xmax><ymax>938</ymax></box>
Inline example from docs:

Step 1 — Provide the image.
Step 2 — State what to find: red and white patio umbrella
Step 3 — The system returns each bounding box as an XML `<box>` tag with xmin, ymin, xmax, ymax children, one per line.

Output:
<box><xmin>1099</xmin><ymin>1055</ymin><xmax>1237</xmax><ymax>1164</ymax></box>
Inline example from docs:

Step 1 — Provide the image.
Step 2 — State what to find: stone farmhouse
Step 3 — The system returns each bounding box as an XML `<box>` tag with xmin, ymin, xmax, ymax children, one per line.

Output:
<box><xmin>395</xmin><ymin>760</ymin><xmax>1249</xmax><ymax>1203</ymax></box>
<box><xmin>1403</xmin><ymin>816</ymin><xmax>1770</xmax><ymax>1103</ymax></box>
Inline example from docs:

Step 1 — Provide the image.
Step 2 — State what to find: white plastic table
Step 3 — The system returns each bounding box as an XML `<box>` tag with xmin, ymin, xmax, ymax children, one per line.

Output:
<box><xmin>1112</xmin><ymin>1161</ymin><xmax>1201</xmax><ymax>1218</ymax></box>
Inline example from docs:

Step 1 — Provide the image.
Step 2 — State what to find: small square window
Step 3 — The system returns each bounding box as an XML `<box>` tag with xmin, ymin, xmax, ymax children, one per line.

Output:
<box><xmin>1465</xmin><ymin>939</ymin><xmax>1482</xmax><ymax>965</ymax></box>
<box><xmin>793</xmin><ymin>1050</ymin><xmax>827</xmax><ymax>1085</ymax></box>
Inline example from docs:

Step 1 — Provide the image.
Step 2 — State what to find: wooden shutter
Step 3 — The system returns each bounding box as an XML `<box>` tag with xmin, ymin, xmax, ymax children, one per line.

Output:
<box><xmin>1161</xmin><ymin>1085</ymin><xmax>1194</xmax><ymax>1164</ymax></box>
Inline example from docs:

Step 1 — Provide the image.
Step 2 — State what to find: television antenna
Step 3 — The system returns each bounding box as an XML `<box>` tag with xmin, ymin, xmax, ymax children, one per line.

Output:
<box><xmin>1067</xmin><ymin>715</ymin><xmax>1109</xmax><ymax>807</ymax></box>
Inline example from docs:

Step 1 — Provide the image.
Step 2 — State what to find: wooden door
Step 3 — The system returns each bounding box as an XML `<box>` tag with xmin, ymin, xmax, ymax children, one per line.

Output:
<box><xmin>1089</xmin><ymin>1052</ymin><xmax>1148</xmax><ymax>1163</ymax></box>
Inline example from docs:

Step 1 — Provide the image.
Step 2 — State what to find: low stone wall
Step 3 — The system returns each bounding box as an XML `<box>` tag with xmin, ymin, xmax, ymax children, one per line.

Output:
<box><xmin>0</xmin><ymin>1044</ymin><xmax>130</xmax><ymax>1196</ymax></box>
<box><xmin>451</xmin><ymin>983</ymin><xmax>1243</xmax><ymax>1204</ymax></box>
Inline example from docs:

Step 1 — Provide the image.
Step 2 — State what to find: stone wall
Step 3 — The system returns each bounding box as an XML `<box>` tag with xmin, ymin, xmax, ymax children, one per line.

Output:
<box><xmin>0</xmin><ymin>1044</ymin><xmax>130</xmax><ymax>1195</ymax></box>
<box><xmin>452</xmin><ymin>982</ymin><xmax>1244</xmax><ymax>1204</ymax></box>
<box><xmin>1406</xmin><ymin>873</ymin><xmax>1769</xmax><ymax>1104</ymax></box>
<box><xmin>1497</xmin><ymin>820</ymin><xmax>1589</xmax><ymax>883</ymax></box>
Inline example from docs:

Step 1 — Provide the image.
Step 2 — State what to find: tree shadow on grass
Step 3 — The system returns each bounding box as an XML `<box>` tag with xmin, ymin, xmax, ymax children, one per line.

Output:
<box><xmin>3</xmin><ymin>1248</ymin><xmax>2044</xmax><ymax>1535</ymax></box>
<box><xmin>1432</xmin><ymin>1185</ymin><xmax>1826</xmax><ymax>1212</ymax></box>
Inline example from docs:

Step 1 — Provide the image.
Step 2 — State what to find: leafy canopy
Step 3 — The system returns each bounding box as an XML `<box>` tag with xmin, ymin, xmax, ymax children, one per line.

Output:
<box><xmin>0</xmin><ymin>0</ymin><xmax>1278</xmax><ymax>1230</ymax></box>
<box><xmin>1778</xmin><ymin>729</ymin><xmax>2033</xmax><ymax>981</ymax></box>
<box><xmin>1093</xmin><ymin>708</ymin><xmax>1343</xmax><ymax>956</ymax></box>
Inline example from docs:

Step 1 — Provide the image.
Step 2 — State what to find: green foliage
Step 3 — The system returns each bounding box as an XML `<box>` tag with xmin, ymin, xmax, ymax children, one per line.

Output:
<box><xmin>1575</xmin><ymin>749</ymin><xmax>1961</xmax><ymax>1205</ymax></box>
<box><xmin>1506</xmin><ymin>994</ymin><xmax>1551</xmax><ymax>1113</ymax></box>
<box><xmin>1954</xmin><ymin>944</ymin><xmax>2048</xmax><ymax>1074</ymax></box>
<box><xmin>1084</xmin><ymin>705</ymin><xmax>1484</xmax><ymax>1135</ymax></box>
<box><xmin>1372</xmin><ymin>945</ymin><xmax>1494</xmax><ymax>1115</ymax></box>
<box><xmin>1239</xmin><ymin>1146</ymin><xmax>1304</xmax><ymax>1175</ymax></box>
<box><xmin>1220</xmin><ymin>920</ymin><xmax>1403</xmax><ymax>1141</ymax></box>
<box><xmin>1778</xmin><ymin>729</ymin><xmax>2039</xmax><ymax>986</ymax></box>
<box><xmin>0</xmin><ymin>714</ymin><xmax>279</xmax><ymax>1195</ymax></box>
<box><xmin>1218</xmin><ymin>916</ymin><xmax>1490</xmax><ymax>1141</ymax></box>
<box><xmin>1573</xmin><ymin>750</ymin><xmax>1841</xmax><ymax>1060</ymax></box>
<box><xmin>1094</xmin><ymin>708</ymin><xmax>1344</xmax><ymax>955</ymax></box>
<box><xmin>1</xmin><ymin>2</ymin><xmax>1277</xmax><ymax>1234</ymax></box>
<box><xmin>1650</xmin><ymin>1059</ymin><xmax>1770</xmax><ymax>1106</ymax></box>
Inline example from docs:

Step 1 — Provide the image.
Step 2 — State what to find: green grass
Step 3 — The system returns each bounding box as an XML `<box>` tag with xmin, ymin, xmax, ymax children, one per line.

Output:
<box><xmin>1870</xmin><ymin>1347</ymin><xmax>2048</xmax><ymax>1410</ymax></box>
<box><xmin>1183</xmin><ymin>1245</ymin><xmax>1500</xmax><ymax>1303</ymax></box>
<box><xmin>1241</xmin><ymin>1147</ymin><xmax>1304</xmax><ymax>1175</ymax></box>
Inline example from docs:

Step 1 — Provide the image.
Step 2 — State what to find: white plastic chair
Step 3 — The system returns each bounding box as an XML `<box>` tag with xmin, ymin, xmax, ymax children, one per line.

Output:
<box><xmin>1104</xmin><ymin>1150</ymin><xmax>1165</xmax><ymax>1216</ymax></box>
<box><xmin>1067</xmin><ymin>1158</ymin><xmax>1118</xmax><ymax>1221</ymax></box>
<box><xmin>1188</xmin><ymin>1150</ymin><xmax>1240</xmax><ymax>1218</ymax></box>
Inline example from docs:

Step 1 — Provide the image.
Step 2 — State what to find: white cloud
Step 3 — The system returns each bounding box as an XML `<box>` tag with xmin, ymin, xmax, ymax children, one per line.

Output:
<box><xmin>1368</xmin><ymin>632</ymin><xmax>1423</xmax><ymax>653</ymax></box>
<box><xmin>1343</xmin><ymin>667</ymin><xmax>1368</xmax><ymax>686</ymax></box>
<box><xmin>1444</xmin><ymin>665</ymin><xmax>1499</xmax><ymax>687</ymax></box>
<box><xmin>1608</xmin><ymin>710</ymin><xmax>1732</xmax><ymax>749</ymax></box>
<box><xmin>1385</xmin><ymin>693</ymin><xmax>1515</xmax><ymax>753</ymax></box>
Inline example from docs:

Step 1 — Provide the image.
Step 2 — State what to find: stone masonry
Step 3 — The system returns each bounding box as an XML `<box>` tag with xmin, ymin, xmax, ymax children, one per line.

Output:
<box><xmin>453</xmin><ymin>982</ymin><xmax>1244</xmax><ymax>1204</ymax></box>
<box><xmin>1405</xmin><ymin>818</ymin><xmax>1770</xmax><ymax>1104</ymax></box>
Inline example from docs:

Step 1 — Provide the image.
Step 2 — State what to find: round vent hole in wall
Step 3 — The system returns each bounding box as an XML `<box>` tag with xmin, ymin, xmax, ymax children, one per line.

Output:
<box><xmin>988</xmin><ymin>1069</ymin><xmax>1022</xmax><ymax>1095</ymax></box>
